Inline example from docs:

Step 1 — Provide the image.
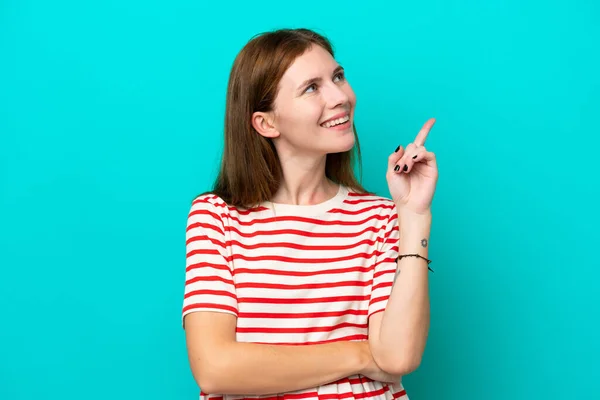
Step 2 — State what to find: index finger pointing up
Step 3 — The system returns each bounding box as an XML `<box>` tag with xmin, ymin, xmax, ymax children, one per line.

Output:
<box><xmin>414</xmin><ymin>118</ymin><xmax>436</xmax><ymax>147</ymax></box>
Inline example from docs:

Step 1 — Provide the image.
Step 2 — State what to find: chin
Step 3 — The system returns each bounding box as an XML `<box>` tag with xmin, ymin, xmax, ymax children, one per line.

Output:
<box><xmin>327</xmin><ymin>136</ymin><xmax>355</xmax><ymax>154</ymax></box>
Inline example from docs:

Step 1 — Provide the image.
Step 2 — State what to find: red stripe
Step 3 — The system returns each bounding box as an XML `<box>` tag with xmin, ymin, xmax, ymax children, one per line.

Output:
<box><xmin>186</xmin><ymin>249</ymin><xmax>226</xmax><ymax>259</ymax></box>
<box><xmin>235</xmin><ymin>280</ymin><xmax>372</xmax><ymax>290</ymax></box>
<box><xmin>186</xmin><ymin>260</ymin><xmax>391</xmax><ymax>278</ymax></box>
<box><xmin>231</xmin><ymin>237</ymin><xmax>388</xmax><ymax>252</ymax></box>
<box><xmin>328</xmin><ymin>203</ymin><xmax>395</xmax><ymax>215</ymax></box>
<box><xmin>386</xmin><ymin>212</ymin><xmax>398</xmax><ymax>224</ymax></box>
<box><xmin>318</xmin><ymin>386</ymin><xmax>390</xmax><ymax>400</ymax></box>
<box><xmin>200</xmin><ymin>390</ymin><xmax>223</xmax><ymax>400</ymax></box>
<box><xmin>226</xmin><ymin>250</ymin><xmax>385</xmax><ymax>264</ymax></box>
<box><xmin>228</xmin><ymin>207</ymin><xmax>270</xmax><ymax>215</ymax></box>
<box><xmin>347</xmin><ymin>376</ymin><xmax>375</xmax><ymax>384</ymax></box>
<box><xmin>369</xmin><ymin>295</ymin><xmax>389</xmax><ymax>307</ymax></box>
<box><xmin>369</xmin><ymin>308</ymin><xmax>385</xmax><ymax>318</ymax></box>
<box><xmin>383</xmin><ymin>237</ymin><xmax>399</xmax><ymax>246</ymax></box>
<box><xmin>185</xmin><ymin>262</ymin><xmax>230</xmax><ymax>273</ymax></box>
<box><xmin>373</xmin><ymin>266</ymin><xmax>396</xmax><ymax>280</ymax></box>
<box><xmin>184</xmin><ymin>289</ymin><xmax>236</xmax><ymax>300</ymax></box>
<box><xmin>191</xmin><ymin>196</ymin><xmax>223</xmax><ymax>208</ymax></box>
<box><xmin>372</xmin><ymin>281</ymin><xmax>393</xmax><ymax>292</ymax></box>
<box><xmin>347</xmin><ymin>191</ymin><xmax>378</xmax><ymax>198</ymax></box>
<box><xmin>253</xmin><ymin>333</ymin><xmax>368</xmax><ymax>345</ymax></box>
<box><xmin>191</xmin><ymin>196</ymin><xmax>269</xmax><ymax>216</ymax></box>
<box><xmin>186</xmin><ymin>220</ymin><xmax>224</xmax><ymax>236</ymax></box>
<box><xmin>186</xmin><ymin>234</ymin><xmax>226</xmax><ymax>248</ymax></box>
<box><xmin>187</xmin><ymin>235</ymin><xmax>389</xmax><ymax>252</ymax></box>
<box><xmin>225</xmin><ymin>225</ymin><xmax>383</xmax><ymax>239</ymax></box>
<box><xmin>182</xmin><ymin>303</ymin><xmax>237</xmax><ymax>315</ymax></box>
<box><xmin>238</xmin><ymin>309</ymin><xmax>368</xmax><ymax>319</ymax></box>
<box><xmin>236</xmin><ymin>321</ymin><xmax>367</xmax><ymax>334</ymax></box>
<box><xmin>233</xmin><ymin>265</ymin><xmax>374</xmax><ymax>277</ymax></box>
<box><xmin>187</xmin><ymin>210</ymin><xmax>224</xmax><ymax>232</ymax></box>
<box><xmin>238</xmin><ymin>295</ymin><xmax>369</xmax><ymax>304</ymax></box>
<box><xmin>217</xmin><ymin>247</ymin><xmax>397</xmax><ymax>265</ymax></box>
<box><xmin>280</xmin><ymin>392</ymin><xmax>318</xmax><ymax>400</ymax></box>
<box><xmin>222</xmin><ymin>213</ymin><xmax>390</xmax><ymax>228</ymax></box>
<box><xmin>344</xmin><ymin>197</ymin><xmax>387</xmax><ymax>204</ymax></box>
<box><xmin>383</xmin><ymin>224</ymin><xmax>398</xmax><ymax>241</ymax></box>
<box><xmin>185</xmin><ymin>275</ymin><xmax>234</xmax><ymax>287</ymax></box>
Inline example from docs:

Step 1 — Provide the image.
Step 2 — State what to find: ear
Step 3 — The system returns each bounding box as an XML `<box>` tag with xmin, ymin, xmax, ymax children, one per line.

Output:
<box><xmin>251</xmin><ymin>111</ymin><xmax>280</xmax><ymax>139</ymax></box>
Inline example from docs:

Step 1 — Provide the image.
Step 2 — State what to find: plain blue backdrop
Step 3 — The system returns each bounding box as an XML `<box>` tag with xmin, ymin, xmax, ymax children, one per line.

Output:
<box><xmin>1</xmin><ymin>1</ymin><xmax>599</xmax><ymax>399</ymax></box>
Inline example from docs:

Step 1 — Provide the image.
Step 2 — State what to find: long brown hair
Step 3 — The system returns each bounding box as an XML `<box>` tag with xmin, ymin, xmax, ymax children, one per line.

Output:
<box><xmin>201</xmin><ymin>28</ymin><xmax>370</xmax><ymax>209</ymax></box>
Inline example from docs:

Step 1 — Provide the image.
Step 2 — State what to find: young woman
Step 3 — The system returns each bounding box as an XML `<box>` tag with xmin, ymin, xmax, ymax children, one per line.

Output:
<box><xmin>182</xmin><ymin>28</ymin><xmax>438</xmax><ymax>400</ymax></box>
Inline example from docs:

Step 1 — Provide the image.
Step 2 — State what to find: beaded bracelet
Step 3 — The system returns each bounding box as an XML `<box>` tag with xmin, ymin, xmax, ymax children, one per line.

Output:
<box><xmin>397</xmin><ymin>254</ymin><xmax>434</xmax><ymax>273</ymax></box>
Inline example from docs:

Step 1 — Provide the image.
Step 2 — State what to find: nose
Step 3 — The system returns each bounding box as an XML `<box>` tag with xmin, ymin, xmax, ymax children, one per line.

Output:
<box><xmin>323</xmin><ymin>82</ymin><xmax>349</xmax><ymax>109</ymax></box>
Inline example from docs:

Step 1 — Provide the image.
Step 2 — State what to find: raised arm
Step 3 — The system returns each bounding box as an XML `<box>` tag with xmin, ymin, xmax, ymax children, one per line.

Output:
<box><xmin>368</xmin><ymin>210</ymin><xmax>431</xmax><ymax>375</ymax></box>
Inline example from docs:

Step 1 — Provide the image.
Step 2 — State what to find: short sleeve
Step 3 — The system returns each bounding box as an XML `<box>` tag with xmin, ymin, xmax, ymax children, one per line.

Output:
<box><xmin>181</xmin><ymin>195</ymin><xmax>238</xmax><ymax>329</ymax></box>
<box><xmin>368</xmin><ymin>204</ymin><xmax>399</xmax><ymax>318</ymax></box>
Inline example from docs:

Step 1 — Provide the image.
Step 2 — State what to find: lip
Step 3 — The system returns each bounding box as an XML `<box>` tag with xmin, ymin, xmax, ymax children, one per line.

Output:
<box><xmin>320</xmin><ymin>112</ymin><xmax>350</xmax><ymax>125</ymax></box>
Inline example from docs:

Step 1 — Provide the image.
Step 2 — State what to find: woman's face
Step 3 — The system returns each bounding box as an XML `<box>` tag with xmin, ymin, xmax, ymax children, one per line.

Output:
<box><xmin>261</xmin><ymin>45</ymin><xmax>357</xmax><ymax>157</ymax></box>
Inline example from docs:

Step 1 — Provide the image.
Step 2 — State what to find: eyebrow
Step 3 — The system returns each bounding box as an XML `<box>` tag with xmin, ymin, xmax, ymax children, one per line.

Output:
<box><xmin>297</xmin><ymin>65</ymin><xmax>345</xmax><ymax>94</ymax></box>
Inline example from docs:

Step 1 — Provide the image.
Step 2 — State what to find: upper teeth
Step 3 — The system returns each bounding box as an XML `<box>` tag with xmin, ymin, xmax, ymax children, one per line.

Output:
<box><xmin>322</xmin><ymin>115</ymin><xmax>349</xmax><ymax>128</ymax></box>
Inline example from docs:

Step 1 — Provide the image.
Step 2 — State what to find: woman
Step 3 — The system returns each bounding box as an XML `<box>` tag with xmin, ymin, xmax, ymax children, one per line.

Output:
<box><xmin>182</xmin><ymin>28</ymin><xmax>438</xmax><ymax>400</ymax></box>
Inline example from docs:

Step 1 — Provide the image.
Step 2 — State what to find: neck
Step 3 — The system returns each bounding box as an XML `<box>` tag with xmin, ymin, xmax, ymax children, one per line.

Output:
<box><xmin>270</xmin><ymin>155</ymin><xmax>337</xmax><ymax>206</ymax></box>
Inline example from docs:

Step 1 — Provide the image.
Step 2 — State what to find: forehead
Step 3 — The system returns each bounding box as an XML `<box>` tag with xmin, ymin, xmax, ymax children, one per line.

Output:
<box><xmin>280</xmin><ymin>45</ymin><xmax>338</xmax><ymax>87</ymax></box>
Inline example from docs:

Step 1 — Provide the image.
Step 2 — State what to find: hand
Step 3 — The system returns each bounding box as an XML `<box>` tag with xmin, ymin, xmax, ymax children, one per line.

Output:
<box><xmin>386</xmin><ymin>118</ymin><xmax>439</xmax><ymax>215</ymax></box>
<box><xmin>357</xmin><ymin>342</ymin><xmax>402</xmax><ymax>384</ymax></box>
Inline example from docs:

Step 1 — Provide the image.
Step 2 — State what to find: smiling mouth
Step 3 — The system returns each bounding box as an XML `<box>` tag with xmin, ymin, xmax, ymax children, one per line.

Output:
<box><xmin>320</xmin><ymin>114</ymin><xmax>350</xmax><ymax>128</ymax></box>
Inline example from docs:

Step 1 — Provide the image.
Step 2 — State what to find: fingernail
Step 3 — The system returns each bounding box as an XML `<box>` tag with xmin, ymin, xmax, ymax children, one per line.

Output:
<box><xmin>403</xmin><ymin>165</ymin><xmax>408</xmax><ymax>172</ymax></box>
<box><xmin>395</xmin><ymin>145</ymin><xmax>400</xmax><ymax>152</ymax></box>
<box><xmin>394</xmin><ymin>165</ymin><xmax>400</xmax><ymax>171</ymax></box>
<box><xmin>412</xmin><ymin>155</ymin><xmax>417</xmax><ymax>159</ymax></box>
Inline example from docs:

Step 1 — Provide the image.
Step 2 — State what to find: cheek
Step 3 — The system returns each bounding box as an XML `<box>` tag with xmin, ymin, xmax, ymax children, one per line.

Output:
<box><xmin>276</xmin><ymin>104</ymin><xmax>320</xmax><ymax>135</ymax></box>
<box><xmin>293</xmin><ymin>101</ymin><xmax>323</xmax><ymax>126</ymax></box>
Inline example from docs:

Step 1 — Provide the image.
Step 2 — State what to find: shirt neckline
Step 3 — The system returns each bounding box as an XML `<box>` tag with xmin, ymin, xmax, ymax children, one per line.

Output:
<box><xmin>264</xmin><ymin>184</ymin><xmax>349</xmax><ymax>217</ymax></box>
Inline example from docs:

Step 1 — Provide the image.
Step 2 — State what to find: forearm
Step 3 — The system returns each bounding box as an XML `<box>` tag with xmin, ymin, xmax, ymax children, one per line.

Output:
<box><xmin>201</xmin><ymin>341</ymin><xmax>368</xmax><ymax>395</ymax></box>
<box><xmin>373</xmin><ymin>210</ymin><xmax>431</xmax><ymax>373</ymax></box>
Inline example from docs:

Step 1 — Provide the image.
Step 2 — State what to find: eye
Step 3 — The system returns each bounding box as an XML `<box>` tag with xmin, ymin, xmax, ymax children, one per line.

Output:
<box><xmin>304</xmin><ymin>83</ymin><xmax>318</xmax><ymax>94</ymax></box>
<box><xmin>333</xmin><ymin>71</ymin><xmax>345</xmax><ymax>83</ymax></box>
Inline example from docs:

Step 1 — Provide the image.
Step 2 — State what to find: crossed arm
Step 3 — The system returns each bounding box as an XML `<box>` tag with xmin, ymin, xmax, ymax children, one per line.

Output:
<box><xmin>184</xmin><ymin>212</ymin><xmax>431</xmax><ymax>395</ymax></box>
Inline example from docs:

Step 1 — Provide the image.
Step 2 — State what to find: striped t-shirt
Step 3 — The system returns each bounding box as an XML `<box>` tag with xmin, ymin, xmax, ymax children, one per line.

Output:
<box><xmin>182</xmin><ymin>184</ymin><xmax>408</xmax><ymax>400</ymax></box>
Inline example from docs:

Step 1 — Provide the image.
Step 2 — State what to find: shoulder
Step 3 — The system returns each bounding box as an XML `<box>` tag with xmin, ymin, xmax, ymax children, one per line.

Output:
<box><xmin>187</xmin><ymin>192</ymin><xmax>232</xmax><ymax>230</ymax></box>
<box><xmin>190</xmin><ymin>192</ymin><xmax>229</xmax><ymax>211</ymax></box>
<box><xmin>345</xmin><ymin>187</ymin><xmax>398</xmax><ymax>216</ymax></box>
<box><xmin>345</xmin><ymin>188</ymin><xmax>399</xmax><ymax>237</ymax></box>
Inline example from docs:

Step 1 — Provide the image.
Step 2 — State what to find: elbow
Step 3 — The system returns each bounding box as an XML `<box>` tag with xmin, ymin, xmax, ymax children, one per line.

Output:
<box><xmin>191</xmin><ymin>356</ymin><xmax>231</xmax><ymax>394</ymax></box>
<box><xmin>373</xmin><ymin>350</ymin><xmax>422</xmax><ymax>376</ymax></box>
<box><xmin>195</xmin><ymin>372</ymin><xmax>219</xmax><ymax>395</ymax></box>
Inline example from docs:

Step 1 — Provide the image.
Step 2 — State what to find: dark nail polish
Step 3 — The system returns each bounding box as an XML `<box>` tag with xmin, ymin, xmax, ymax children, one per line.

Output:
<box><xmin>412</xmin><ymin>155</ymin><xmax>417</xmax><ymax>159</ymax></box>
<box><xmin>403</xmin><ymin>165</ymin><xmax>408</xmax><ymax>172</ymax></box>
<box><xmin>395</xmin><ymin>146</ymin><xmax>400</xmax><ymax>152</ymax></box>
<box><xmin>394</xmin><ymin>165</ymin><xmax>400</xmax><ymax>171</ymax></box>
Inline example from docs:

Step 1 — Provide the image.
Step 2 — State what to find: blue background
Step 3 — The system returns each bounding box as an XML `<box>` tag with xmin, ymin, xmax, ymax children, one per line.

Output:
<box><xmin>1</xmin><ymin>1</ymin><xmax>599</xmax><ymax>399</ymax></box>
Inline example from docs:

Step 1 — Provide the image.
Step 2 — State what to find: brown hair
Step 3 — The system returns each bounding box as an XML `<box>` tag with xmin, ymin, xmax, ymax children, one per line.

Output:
<box><xmin>201</xmin><ymin>28</ymin><xmax>371</xmax><ymax>209</ymax></box>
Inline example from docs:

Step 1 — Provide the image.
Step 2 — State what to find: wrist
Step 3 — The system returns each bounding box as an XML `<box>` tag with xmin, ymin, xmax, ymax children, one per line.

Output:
<box><xmin>396</xmin><ymin>206</ymin><xmax>432</xmax><ymax>220</ymax></box>
<box><xmin>398</xmin><ymin>211</ymin><xmax>431</xmax><ymax>235</ymax></box>
<box><xmin>396</xmin><ymin>210</ymin><xmax>430</xmax><ymax>255</ymax></box>
<box><xmin>354</xmin><ymin>341</ymin><xmax>371</xmax><ymax>375</ymax></box>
